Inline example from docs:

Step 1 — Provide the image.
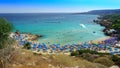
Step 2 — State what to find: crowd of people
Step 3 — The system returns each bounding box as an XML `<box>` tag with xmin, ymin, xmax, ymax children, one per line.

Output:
<box><xmin>11</xmin><ymin>31</ymin><xmax>120</xmax><ymax>55</ymax></box>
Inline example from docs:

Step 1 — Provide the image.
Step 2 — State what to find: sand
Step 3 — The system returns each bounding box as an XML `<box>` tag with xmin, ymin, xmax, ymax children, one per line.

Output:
<box><xmin>92</xmin><ymin>36</ymin><xmax>111</xmax><ymax>43</ymax></box>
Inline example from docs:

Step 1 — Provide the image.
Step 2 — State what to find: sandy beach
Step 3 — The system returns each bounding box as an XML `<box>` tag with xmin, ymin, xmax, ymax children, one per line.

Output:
<box><xmin>92</xmin><ymin>36</ymin><xmax>111</xmax><ymax>42</ymax></box>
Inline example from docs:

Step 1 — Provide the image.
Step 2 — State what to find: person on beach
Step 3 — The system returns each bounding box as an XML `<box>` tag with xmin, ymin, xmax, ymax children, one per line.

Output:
<box><xmin>15</xmin><ymin>30</ymin><xmax>20</xmax><ymax>36</ymax></box>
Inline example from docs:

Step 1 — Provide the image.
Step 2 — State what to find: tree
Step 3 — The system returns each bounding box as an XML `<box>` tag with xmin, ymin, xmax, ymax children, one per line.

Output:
<box><xmin>0</xmin><ymin>18</ymin><xmax>16</xmax><ymax>68</ymax></box>
<box><xmin>0</xmin><ymin>18</ymin><xmax>13</xmax><ymax>49</ymax></box>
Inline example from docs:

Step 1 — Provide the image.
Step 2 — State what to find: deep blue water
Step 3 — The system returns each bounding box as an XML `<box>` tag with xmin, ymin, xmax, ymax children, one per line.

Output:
<box><xmin>0</xmin><ymin>13</ymin><xmax>105</xmax><ymax>45</ymax></box>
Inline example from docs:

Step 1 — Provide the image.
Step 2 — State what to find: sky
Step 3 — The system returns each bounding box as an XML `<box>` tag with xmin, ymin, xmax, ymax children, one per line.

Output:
<box><xmin>0</xmin><ymin>0</ymin><xmax>120</xmax><ymax>13</ymax></box>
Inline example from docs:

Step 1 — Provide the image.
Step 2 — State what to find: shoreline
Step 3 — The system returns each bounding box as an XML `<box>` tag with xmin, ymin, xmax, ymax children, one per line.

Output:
<box><xmin>92</xmin><ymin>36</ymin><xmax>111</xmax><ymax>43</ymax></box>
<box><xmin>10</xmin><ymin>32</ymin><xmax>111</xmax><ymax>46</ymax></box>
<box><xmin>10</xmin><ymin>33</ymin><xmax>112</xmax><ymax>46</ymax></box>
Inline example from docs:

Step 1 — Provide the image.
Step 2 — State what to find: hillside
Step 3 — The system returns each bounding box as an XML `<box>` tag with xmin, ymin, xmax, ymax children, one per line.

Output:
<box><xmin>7</xmin><ymin>49</ymin><xmax>108</xmax><ymax>68</ymax></box>
<box><xmin>80</xmin><ymin>9</ymin><xmax>120</xmax><ymax>15</ymax></box>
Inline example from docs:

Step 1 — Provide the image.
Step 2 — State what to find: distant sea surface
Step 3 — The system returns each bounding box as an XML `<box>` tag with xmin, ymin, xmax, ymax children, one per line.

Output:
<box><xmin>0</xmin><ymin>13</ymin><xmax>106</xmax><ymax>45</ymax></box>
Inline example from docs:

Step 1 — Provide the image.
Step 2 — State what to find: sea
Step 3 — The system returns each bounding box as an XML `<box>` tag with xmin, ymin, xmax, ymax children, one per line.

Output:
<box><xmin>0</xmin><ymin>13</ymin><xmax>106</xmax><ymax>45</ymax></box>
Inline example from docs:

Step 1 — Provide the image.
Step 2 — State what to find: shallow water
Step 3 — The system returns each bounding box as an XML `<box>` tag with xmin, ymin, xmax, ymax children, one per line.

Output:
<box><xmin>0</xmin><ymin>13</ymin><xmax>105</xmax><ymax>45</ymax></box>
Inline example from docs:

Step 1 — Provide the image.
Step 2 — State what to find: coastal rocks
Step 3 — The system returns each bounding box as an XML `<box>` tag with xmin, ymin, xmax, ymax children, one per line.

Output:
<box><xmin>35</xmin><ymin>34</ymin><xmax>43</xmax><ymax>38</ymax></box>
<box><xmin>10</xmin><ymin>32</ymin><xmax>44</xmax><ymax>43</ymax></box>
<box><xmin>94</xmin><ymin>16</ymin><xmax>118</xmax><ymax>37</ymax></box>
<box><xmin>30</xmin><ymin>34</ymin><xmax>43</xmax><ymax>41</ymax></box>
<box><xmin>103</xmin><ymin>29</ymin><xmax>117</xmax><ymax>36</ymax></box>
<box><xmin>22</xmin><ymin>33</ymin><xmax>43</xmax><ymax>41</ymax></box>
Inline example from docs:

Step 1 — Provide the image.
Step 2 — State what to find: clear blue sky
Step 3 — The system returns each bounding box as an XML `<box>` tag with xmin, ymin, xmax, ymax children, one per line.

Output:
<box><xmin>0</xmin><ymin>0</ymin><xmax>120</xmax><ymax>13</ymax></box>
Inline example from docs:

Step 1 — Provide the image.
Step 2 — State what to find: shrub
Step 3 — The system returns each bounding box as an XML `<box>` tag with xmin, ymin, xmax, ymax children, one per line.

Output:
<box><xmin>78</xmin><ymin>49</ymin><xmax>98</xmax><ymax>55</ymax></box>
<box><xmin>0</xmin><ymin>18</ymin><xmax>13</xmax><ymax>49</ymax></box>
<box><xmin>24</xmin><ymin>42</ymin><xmax>31</xmax><ymax>49</ymax></box>
<box><xmin>111</xmin><ymin>55</ymin><xmax>120</xmax><ymax>66</ymax></box>
<box><xmin>53</xmin><ymin>54</ymin><xmax>108</xmax><ymax>68</ymax></box>
<box><xmin>81</xmin><ymin>53</ymin><xmax>96</xmax><ymax>62</ymax></box>
<box><xmin>71</xmin><ymin>49</ymin><xmax>110</xmax><ymax>58</ymax></box>
<box><xmin>94</xmin><ymin>57</ymin><xmax>114</xmax><ymax>67</ymax></box>
<box><xmin>71</xmin><ymin>51</ymin><xmax>79</xmax><ymax>56</ymax></box>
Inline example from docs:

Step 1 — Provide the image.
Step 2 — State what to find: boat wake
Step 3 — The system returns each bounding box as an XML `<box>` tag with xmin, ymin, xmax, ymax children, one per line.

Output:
<box><xmin>79</xmin><ymin>24</ymin><xmax>86</xmax><ymax>28</ymax></box>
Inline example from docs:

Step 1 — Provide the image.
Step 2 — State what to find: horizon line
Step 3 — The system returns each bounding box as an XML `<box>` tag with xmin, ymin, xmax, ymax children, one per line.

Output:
<box><xmin>0</xmin><ymin>8</ymin><xmax>120</xmax><ymax>14</ymax></box>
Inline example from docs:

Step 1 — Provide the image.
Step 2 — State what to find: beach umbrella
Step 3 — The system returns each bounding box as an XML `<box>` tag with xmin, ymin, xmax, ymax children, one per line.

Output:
<box><xmin>29</xmin><ymin>42</ymin><xmax>32</xmax><ymax>46</ymax></box>
<box><xmin>53</xmin><ymin>48</ymin><xmax>56</xmax><ymax>51</ymax></box>
<box><xmin>56</xmin><ymin>44</ymin><xmax>60</xmax><ymax>48</ymax></box>
<box><xmin>42</xmin><ymin>43</ymin><xmax>48</xmax><ymax>50</ymax></box>
<box><xmin>33</xmin><ymin>44</ymin><xmax>37</xmax><ymax>49</ymax></box>
<box><xmin>59</xmin><ymin>48</ymin><xmax>63</xmax><ymax>51</ymax></box>
<box><xmin>38</xmin><ymin>44</ymin><xmax>42</xmax><ymax>50</ymax></box>
<box><xmin>114</xmin><ymin>48</ymin><xmax>119</xmax><ymax>52</ymax></box>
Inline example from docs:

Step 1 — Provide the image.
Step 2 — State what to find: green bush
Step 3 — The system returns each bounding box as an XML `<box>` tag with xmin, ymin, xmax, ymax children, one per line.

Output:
<box><xmin>78</xmin><ymin>49</ymin><xmax>98</xmax><ymax>55</ymax></box>
<box><xmin>0</xmin><ymin>18</ymin><xmax>13</xmax><ymax>49</ymax></box>
<box><xmin>112</xmin><ymin>55</ymin><xmax>120</xmax><ymax>66</ymax></box>
<box><xmin>71</xmin><ymin>49</ymin><xmax>110</xmax><ymax>57</ymax></box>
<box><xmin>24</xmin><ymin>42</ymin><xmax>31</xmax><ymax>49</ymax></box>
<box><xmin>94</xmin><ymin>57</ymin><xmax>114</xmax><ymax>67</ymax></box>
<box><xmin>71</xmin><ymin>51</ymin><xmax>79</xmax><ymax>56</ymax></box>
<box><xmin>81</xmin><ymin>53</ymin><xmax>96</xmax><ymax>62</ymax></box>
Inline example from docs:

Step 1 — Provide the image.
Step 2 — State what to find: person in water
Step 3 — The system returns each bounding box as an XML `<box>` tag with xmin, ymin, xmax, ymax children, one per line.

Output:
<box><xmin>93</xmin><ymin>31</ymin><xmax>96</xmax><ymax>33</ymax></box>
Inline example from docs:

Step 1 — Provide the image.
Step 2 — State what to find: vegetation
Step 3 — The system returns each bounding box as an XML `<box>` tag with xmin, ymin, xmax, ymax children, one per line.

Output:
<box><xmin>52</xmin><ymin>54</ymin><xmax>107</xmax><ymax>68</ymax></box>
<box><xmin>6</xmin><ymin>49</ymin><xmax>107</xmax><ymax>68</ymax></box>
<box><xmin>71</xmin><ymin>49</ymin><xmax>110</xmax><ymax>56</ymax></box>
<box><xmin>71</xmin><ymin>51</ymin><xmax>79</xmax><ymax>56</ymax></box>
<box><xmin>78</xmin><ymin>49</ymin><xmax>98</xmax><ymax>54</ymax></box>
<box><xmin>0</xmin><ymin>18</ymin><xmax>13</xmax><ymax>49</ymax></box>
<box><xmin>94</xmin><ymin>14</ymin><xmax>120</xmax><ymax>40</ymax></box>
<box><xmin>94</xmin><ymin>57</ymin><xmax>114</xmax><ymax>67</ymax></box>
<box><xmin>24</xmin><ymin>42</ymin><xmax>31</xmax><ymax>49</ymax></box>
<box><xmin>100</xmin><ymin>14</ymin><xmax>120</xmax><ymax>33</ymax></box>
<box><xmin>82</xmin><ymin>9</ymin><xmax>120</xmax><ymax>15</ymax></box>
<box><xmin>111</xmin><ymin>55</ymin><xmax>120</xmax><ymax>66</ymax></box>
<box><xmin>70</xmin><ymin>49</ymin><xmax>120</xmax><ymax>67</ymax></box>
<box><xmin>0</xmin><ymin>18</ymin><xmax>17</xmax><ymax>68</ymax></box>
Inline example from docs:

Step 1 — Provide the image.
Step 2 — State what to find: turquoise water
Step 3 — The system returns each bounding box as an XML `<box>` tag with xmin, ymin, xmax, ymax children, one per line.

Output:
<box><xmin>0</xmin><ymin>13</ymin><xmax>105</xmax><ymax>45</ymax></box>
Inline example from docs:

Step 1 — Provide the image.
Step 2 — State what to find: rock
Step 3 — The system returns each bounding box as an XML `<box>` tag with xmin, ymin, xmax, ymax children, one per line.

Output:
<box><xmin>27</xmin><ymin>63</ymin><xmax>32</xmax><ymax>66</ymax></box>
<box><xmin>35</xmin><ymin>34</ymin><xmax>43</xmax><ymax>38</ymax></box>
<box><xmin>21</xmin><ymin>52</ymin><xmax>26</xmax><ymax>54</ymax></box>
<box><xmin>18</xmin><ymin>64</ymin><xmax>22</xmax><ymax>66</ymax></box>
<box><xmin>32</xmin><ymin>62</ymin><xmax>36</xmax><ymax>66</ymax></box>
<box><xmin>48</xmin><ymin>64</ymin><xmax>52</xmax><ymax>67</ymax></box>
<box><xmin>109</xmin><ymin>65</ymin><xmax>119</xmax><ymax>68</ymax></box>
<box><xmin>13</xmin><ymin>64</ymin><xmax>16</xmax><ymax>66</ymax></box>
<box><xmin>75</xmin><ymin>66</ymin><xmax>79</xmax><ymax>68</ymax></box>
